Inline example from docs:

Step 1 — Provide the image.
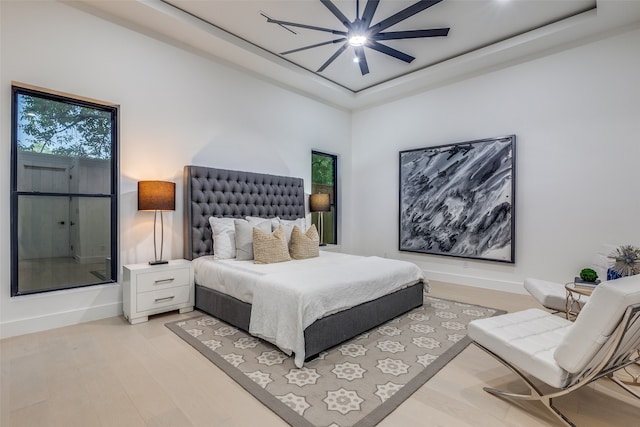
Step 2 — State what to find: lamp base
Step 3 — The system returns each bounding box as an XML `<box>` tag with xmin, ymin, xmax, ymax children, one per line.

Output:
<box><xmin>149</xmin><ymin>260</ymin><xmax>169</xmax><ymax>265</ymax></box>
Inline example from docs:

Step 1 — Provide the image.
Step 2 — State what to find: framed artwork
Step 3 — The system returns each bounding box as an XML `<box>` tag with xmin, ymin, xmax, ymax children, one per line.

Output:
<box><xmin>399</xmin><ymin>135</ymin><xmax>516</xmax><ymax>263</ymax></box>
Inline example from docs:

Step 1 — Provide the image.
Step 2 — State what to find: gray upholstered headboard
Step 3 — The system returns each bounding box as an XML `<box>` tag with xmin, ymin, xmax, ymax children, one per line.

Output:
<box><xmin>183</xmin><ymin>165</ymin><xmax>305</xmax><ymax>260</ymax></box>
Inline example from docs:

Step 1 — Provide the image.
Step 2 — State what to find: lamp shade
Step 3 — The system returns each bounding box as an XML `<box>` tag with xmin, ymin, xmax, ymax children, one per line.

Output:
<box><xmin>309</xmin><ymin>193</ymin><xmax>330</xmax><ymax>212</ymax></box>
<box><xmin>138</xmin><ymin>181</ymin><xmax>175</xmax><ymax>211</ymax></box>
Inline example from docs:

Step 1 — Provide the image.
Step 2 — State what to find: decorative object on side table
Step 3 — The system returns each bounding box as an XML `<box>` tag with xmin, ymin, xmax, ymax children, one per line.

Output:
<box><xmin>123</xmin><ymin>259</ymin><xmax>194</xmax><ymax>324</ymax></box>
<box><xmin>138</xmin><ymin>180</ymin><xmax>175</xmax><ymax>265</ymax></box>
<box><xmin>309</xmin><ymin>193</ymin><xmax>330</xmax><ymax>246</ymax></box>
<box><xmin>608</xmin><ymin>245</ymin><xmax>640</xmax><ymax>279</ymax></box>
<box><xmin>579</xmin><ymin>267</ymin><xmax>599</xmax><ymax>283</ymax></box>
<box><xmin>574</xmin><ymin>267</ymin><xmax>600</xmax><ymax>288</ymax></box>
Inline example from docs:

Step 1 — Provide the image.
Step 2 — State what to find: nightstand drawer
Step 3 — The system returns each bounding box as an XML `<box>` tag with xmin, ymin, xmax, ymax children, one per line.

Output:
<box><xmin>136</xmin><ymin>268</ymin><xmax>191</xmax><ymax>293</ymax></box>
<box><xmin>137</xmin><ymin>284</ymin><xmax>191</xmax><ymax>312</ymax></box>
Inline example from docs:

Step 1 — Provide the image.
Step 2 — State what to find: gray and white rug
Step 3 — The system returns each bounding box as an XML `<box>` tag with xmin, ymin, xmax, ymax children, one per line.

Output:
<box><xmin>166</xmin><ymin>295</ymin><xmax>502</xmax><ymax>427</ymax></box>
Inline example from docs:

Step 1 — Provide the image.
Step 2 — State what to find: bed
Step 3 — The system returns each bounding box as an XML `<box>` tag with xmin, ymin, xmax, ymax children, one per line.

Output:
<box><xmin>183</xmin><ymin>165</ymin><xmax>426</xmax><ymax>366</ymax></box>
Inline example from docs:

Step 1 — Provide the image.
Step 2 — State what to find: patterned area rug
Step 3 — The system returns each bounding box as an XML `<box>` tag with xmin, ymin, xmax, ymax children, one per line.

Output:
<box><xmin>166</xmin><ymin>295</ymin><xmax>502</xmax><ymax>427</ymax></box>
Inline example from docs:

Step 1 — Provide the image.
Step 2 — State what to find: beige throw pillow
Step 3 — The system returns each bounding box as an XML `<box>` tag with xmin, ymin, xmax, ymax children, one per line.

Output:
<box><xmin>253</xmin><ymin>226</ymin><xmax>291</xmax><ymax>264</ymax></box>
<box><xmin>290</xmin><ymin>224</ymin><xmax>320</xmax><ymax>260</ymax></box>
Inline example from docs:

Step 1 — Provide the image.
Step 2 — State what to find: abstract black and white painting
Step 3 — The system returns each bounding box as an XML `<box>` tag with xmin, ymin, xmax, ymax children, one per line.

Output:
<box><xmin>399</xmin><ymin>135</ymin><xmax>515</xmax><ymax>263</ymax></box>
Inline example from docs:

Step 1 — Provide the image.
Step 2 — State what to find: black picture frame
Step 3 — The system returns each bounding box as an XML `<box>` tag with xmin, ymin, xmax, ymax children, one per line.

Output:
<box><xmin>399</xmin><ymin>135</ymin><xmax>516</xmax><ymax>263</ymax></box>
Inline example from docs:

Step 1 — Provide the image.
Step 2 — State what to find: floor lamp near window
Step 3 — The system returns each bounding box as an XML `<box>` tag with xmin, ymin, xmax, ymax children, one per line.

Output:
<box><xmin>138</xmin><ymin>181</ymin><xmax>175</xmax><ymax>265</ymax></box>
<box><xmin>309</xmin><ymin>193</ymin><xmax>330</xmax><ymax>246</ymax></box>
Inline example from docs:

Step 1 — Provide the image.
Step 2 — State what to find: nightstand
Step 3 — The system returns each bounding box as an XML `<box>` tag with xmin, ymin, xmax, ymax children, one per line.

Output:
<box><xmin>123</xmin><ymin>259</ymin><xmax>194</xmax><ymax>324</ymax></box>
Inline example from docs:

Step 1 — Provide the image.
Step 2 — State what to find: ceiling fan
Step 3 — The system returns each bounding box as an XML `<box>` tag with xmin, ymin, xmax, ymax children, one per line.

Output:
<box><xmin>265</xmin><ymin>0</ymin><xmax>450</xmax><ymax>76</ymax></box>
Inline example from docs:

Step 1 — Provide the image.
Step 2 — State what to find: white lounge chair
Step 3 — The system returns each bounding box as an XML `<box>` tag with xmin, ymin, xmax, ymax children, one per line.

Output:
<box><xmin>524</xmin><ymin>244</ymin><xmax>617</xmax><ymax>314</ymax></box>
<box><xmin>468</xmin><ymin>274</ymin><xmax>640</xmax><ymax>426</ymax></box>
<box><xmin>524</xmin><ymin>277</ymin><xmax>587</xmax><ymax>313</ymax></box>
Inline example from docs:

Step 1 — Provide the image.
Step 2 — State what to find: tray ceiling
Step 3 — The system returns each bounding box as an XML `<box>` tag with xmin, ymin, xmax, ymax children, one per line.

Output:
<box><xmin>74</xmin><ymin>0</ymin><xmax>640</xmax><ymax>109</ymax></box>
<box><xmin>168</xmin><ymin>0</ymin><xmax>595</xmax><ymax>91</ymax></box>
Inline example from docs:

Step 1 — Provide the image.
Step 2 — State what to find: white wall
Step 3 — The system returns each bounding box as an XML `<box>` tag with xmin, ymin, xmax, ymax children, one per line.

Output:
<box><xmin>0</xmin><ymin>1</ymin><xmax>352</xmax><ymax>338</ymax></box>
<box><xmin>3</xmin><ymin>1</ymin><xmax>639</xmax><ymax>339</ymax></box>
<box><xmin>351</xmin><ymin>27</ymin><xmax>640</xmax><ymax>293</ymax></box>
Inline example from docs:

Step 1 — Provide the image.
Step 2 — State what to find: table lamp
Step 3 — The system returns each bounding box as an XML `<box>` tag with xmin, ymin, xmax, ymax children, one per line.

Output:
<box><xmin>138</xmin><ymin>180</ymin><xmax>175</xmax><ymax>265</ymax></box>
<box><xmin>309</xmin><ymin>193</ymin><xmax>331</xmax><ymax>246</ymax></box>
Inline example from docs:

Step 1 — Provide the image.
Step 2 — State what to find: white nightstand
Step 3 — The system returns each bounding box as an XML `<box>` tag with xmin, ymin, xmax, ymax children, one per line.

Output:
<box><xmin>123</xmin><ymin>259</ymin><xmax>194</xmax><ymax>324</ymax></box>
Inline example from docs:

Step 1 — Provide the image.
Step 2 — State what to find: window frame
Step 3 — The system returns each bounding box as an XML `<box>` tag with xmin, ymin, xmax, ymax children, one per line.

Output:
<box><xmin>10</xmin><ymin>84</ymin><xmax>119</xmax><ymax>296</ymax></box>
<box><xmin>311</xmin><ymin>150</ymin><xmax>338</xmax><ymax>245</ymax></box>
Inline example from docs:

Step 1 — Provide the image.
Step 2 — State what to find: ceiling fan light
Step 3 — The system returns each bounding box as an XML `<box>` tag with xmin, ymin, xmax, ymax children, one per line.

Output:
<box><xmin>349</xmin><ymin>35</ymin><xmax>367</xmax><ymax>47</ymax></box>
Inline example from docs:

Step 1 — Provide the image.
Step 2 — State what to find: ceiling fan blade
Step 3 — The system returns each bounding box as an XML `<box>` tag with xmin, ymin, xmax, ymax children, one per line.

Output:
<box><xmin>320</xmin><ymin>0</ymin><xmax>351</xmax><ymax>27</ymax></box>
<box><xmin>267</xmin><ymin>17</ymin><xmax>346</xmax><ymax>35</ymax></box>
<box><xmin>374</xmin><ymin>28</ymin><xmax>450</xmax><ymax>40</ymax></box>
<box><xmin>354</xmin><ymin>46</ymin><xmax>370</xmax><ymax>75</ymax></box>
<box><xmin>372</xmin><ymin>0</ymin><xmax>444</xmax><ymax>33</ymax></box>
<box><xmin>281</xmin><ymin>38</ymin><xmax>347</xmax><ymax>55</ymax></box>
<box><xmin>318</xmin><ymin>42</ymin><xmax>349</xmax><ymax>72</ymax></box>
<box><xmin>361</xmin><ymin>0</ymin><xmax>380</xmax><ymax>27</ymax></box>
<box><xmin>367</xmin><ymin>40</ymin><xmax>415</xmax><ymax>63</ymax></box>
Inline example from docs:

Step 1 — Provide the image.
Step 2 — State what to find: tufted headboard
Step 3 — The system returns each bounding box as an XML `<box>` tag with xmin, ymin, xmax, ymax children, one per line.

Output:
<box><xmin>183</xmin><ymin>165</ymin><xmax>306</xmax><ymax>260</ymax></box>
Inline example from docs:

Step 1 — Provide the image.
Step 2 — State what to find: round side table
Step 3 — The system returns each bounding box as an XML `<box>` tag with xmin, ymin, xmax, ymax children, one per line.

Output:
<box><xmin>564</xmin><ymin>282</ymin><xmax>594</xmax><ymax>321</ymax></box>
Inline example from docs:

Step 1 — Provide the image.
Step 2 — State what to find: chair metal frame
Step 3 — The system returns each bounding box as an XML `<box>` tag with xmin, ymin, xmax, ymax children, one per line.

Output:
<box><xmin>474</xmin><ymin>303</ymin><xmax>640</xmax><ymax>427</ymax></box>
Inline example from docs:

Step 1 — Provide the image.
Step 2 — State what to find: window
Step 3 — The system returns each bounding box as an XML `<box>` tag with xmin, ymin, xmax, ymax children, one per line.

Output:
<box><xmin>11</xmin><ymin>85</ymin><xmax>118</xmax><ymax>296</ymax></box>
<box><xmin>311</xmin><ymin>151</ymin><xmax>337</xmax><ymax>245</ymax></box>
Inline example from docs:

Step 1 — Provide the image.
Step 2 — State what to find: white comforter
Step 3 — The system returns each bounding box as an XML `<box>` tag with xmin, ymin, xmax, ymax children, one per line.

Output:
<box><xmin>193</xmin><ymin>252</ymin><xmax>425</xmax><ymax>367</ymax></box>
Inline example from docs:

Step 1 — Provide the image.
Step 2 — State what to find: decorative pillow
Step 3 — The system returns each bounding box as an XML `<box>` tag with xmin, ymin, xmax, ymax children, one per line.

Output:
<box><xmin>234</xmin><ymin>219</ymin><xmax>271</xmax><ymax>261</ymax></box>
<box><xmin>278</xmin><ymin>217</ymin><xmax>306</xmax><ymax>230</ymax></box>
<box><xmin>290</xmin><ymin>224</ymin><xmax>320</xmax><ymax>260</ymax></box>
<box><xmin>277</xmin><ymin>217</ymin><xmax>307</xmax><ymax>244</ymax></box>
<box><xmin>253</xmin><ymin>226</ymin><xmax>291</xmax><ymax>264</ymax></box>
<box><xmin>208</xmin><ymin>217</ymin><xmax>236</xmax><ymax>259</ymax></box>
<box><xmin>246</xmin><ymin>216</ymin><xmax>280</xmax><ymax>231</ymax></box>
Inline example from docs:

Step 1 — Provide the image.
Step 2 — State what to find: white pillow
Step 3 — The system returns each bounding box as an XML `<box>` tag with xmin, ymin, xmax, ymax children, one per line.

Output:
<box><xmin>208</xmin><ymin>217</ymin><xmax>236</xmax><ymax>259</ymax></box>
<box><xmin>278</xmin><ymin>217</ymin><xmax>306</xmax><ymax>229</ymax></box>
<box><xmin>246</xmin><ymin>216</ymin><xmax>280</xmax><ymax>231</ymax></box>
<box><xmin>234</xmin><ymin>219</ymin><xmax>271</xmax><ymax>261</ymax></box>
<box><xmin>277</xmin><ymin>217</ymin><xmax>306</xmax><ymax>244</ymax></box>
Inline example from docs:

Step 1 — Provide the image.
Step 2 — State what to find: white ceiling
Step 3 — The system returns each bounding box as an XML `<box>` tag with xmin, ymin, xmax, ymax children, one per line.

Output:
<box><xmin>74</xmin><ymin>0</ymin><xmax>640</xmax><ymax>110</ymax></box>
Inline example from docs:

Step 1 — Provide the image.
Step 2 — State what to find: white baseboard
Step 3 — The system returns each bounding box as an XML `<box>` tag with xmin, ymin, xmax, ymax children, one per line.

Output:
<box><xmin>0</xmin><ymin>301</ymin><xmax>122</xmax><ymax>339</ymax></box>
<box><xmin>424</xmin><ymin>269</ymin><xmax>528</xmax><ymax>295</ymax></box>
<box><xmin>0</xmin><ymin>270</ymin><xmax>526</xmax><ymax>340</ymax></box>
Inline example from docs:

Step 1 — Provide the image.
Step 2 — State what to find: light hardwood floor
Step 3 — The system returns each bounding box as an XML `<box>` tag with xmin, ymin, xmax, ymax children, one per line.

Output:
<box><xmin>1</xmin><ymin>281</ymin><xmax>639</xmax><ymax>426</ymax></box>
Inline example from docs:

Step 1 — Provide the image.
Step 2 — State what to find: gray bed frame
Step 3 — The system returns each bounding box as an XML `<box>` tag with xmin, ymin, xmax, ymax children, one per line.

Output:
<box><xmin>183</xmin><ymin>165</ymin><xmax>424</xmax><ymax>361</ymax></box>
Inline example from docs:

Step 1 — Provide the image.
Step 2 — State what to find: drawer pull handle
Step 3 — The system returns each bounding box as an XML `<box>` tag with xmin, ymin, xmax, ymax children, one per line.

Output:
<box><xmin>154</xmin><ymin>296</ymin><xmax>175</xmax><ymax>303</ymax></box>
<box><xmin>154</xmin><ymin>278</ymin><xmax>175</xmax><ymax>284</ymax></box>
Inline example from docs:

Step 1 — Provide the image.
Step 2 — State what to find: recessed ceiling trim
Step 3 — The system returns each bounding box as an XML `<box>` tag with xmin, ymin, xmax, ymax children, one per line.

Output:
<box><xmin>73</xmin><ymin>0</ymin><xmax>640</xmax><ymax>110</ymax></box>
<box><xmin>152</xmin><ymin>0</ymin><xmax>601</xmax><ymax>99</ymax></box>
